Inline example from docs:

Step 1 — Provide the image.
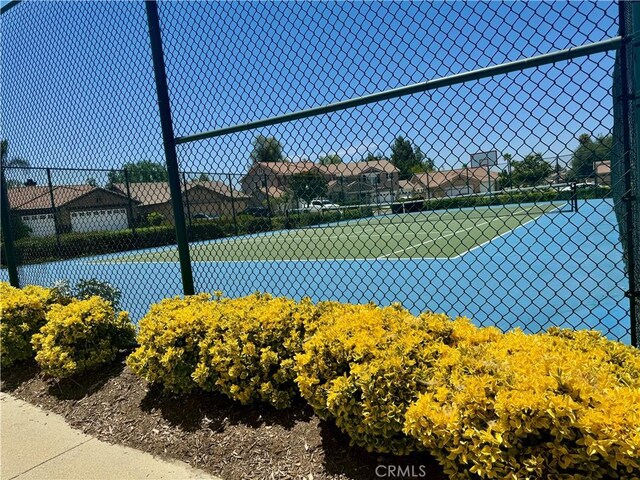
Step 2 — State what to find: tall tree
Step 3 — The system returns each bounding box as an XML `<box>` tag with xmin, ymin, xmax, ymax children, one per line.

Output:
<box><xmin>250</xmin><ymin>135</ymin><xmax>285</xmax><ymax>163</ymax></box>
<box><xmin>317</xmin><ymin>153</ymin><xmax>342</xmax><ymax>165</ymax></box>
<box><xmin>0</xmin><ymin>139</ymin><xmax>30</xmax><ymax>169</ymax></box>
<box><xmin>288</xmin><ymin>171</ymin><xmax>328</xmax><ymax>203</ymax></box>
<box><xmin>390</xmin><ymin>136</ymin><xmax>431</xmax><ymax>176</ymax></box>
<box><xmin>107</xmin><ymin>160</ymin><xmax>168</xmax><ymax>184</ymax></box>
<box><xmin>498</xmin><ymin>153</ymin><xmax>553</xmax><ymax>188</ymax></box>
<box><xmin>567</xmin><ymin>133</ymin><xmax>612</xmax><ymax>181</ymax></box>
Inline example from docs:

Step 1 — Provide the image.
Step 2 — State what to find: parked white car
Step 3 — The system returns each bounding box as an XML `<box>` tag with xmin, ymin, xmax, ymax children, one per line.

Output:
<box><xmin>296</xmin><ymin>199</ymin><xmax>341</xmax><ymax>213</ymax></box>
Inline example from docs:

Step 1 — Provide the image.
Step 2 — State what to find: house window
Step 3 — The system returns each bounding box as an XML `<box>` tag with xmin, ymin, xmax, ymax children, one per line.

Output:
<box><xmin>362</xmin><ymin>173</ymin><xmax>380</xmax><ymax>185</ymax></box>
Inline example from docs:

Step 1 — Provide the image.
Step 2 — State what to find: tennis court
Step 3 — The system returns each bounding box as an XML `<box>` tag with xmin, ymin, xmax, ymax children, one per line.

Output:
<box><xmin>112</xmin><ymin>202</ymin><xmax>566</xmax><ymax>263</ymax></box>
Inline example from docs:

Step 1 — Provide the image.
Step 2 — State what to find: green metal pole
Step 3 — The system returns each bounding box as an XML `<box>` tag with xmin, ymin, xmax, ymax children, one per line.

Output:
<box><xmin>623</xmin><ymin>1</ymin><xmax>639</xmax><ymax>346</ymax></box>
<box><xmin>177</xmin><ymin>37</ymin><xmax>622</xmax><ymax>145</ymax></box>
<box><xmin>46</xmin><ymin>168</ymin><xmax>61</xmax><ymax>251</ymax></box>
<box><xmin>145</xmin><ymin>0</ymin><xmax>194</xmax><ymax>295</ymax></box>
<box><xmin>0</xmin><ymin>167</ymin><xmax>19</xmax><ymax>287</ymax></box>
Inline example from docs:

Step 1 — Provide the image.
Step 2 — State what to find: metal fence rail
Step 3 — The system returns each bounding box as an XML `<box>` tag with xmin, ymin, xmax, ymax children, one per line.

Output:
<box><xmin>1</xmin><ymin>1</ymin><xmax>637</xmax><ymax>345</ymax></box>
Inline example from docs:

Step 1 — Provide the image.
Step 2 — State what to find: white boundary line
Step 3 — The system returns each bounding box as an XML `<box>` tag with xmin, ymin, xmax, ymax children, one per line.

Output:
<box><xmin>376</xmin><ymin>216</ymin><xmax>505</xmax><ymax>259</ymax></box>
<box><xmin>98</xmin><ymin>206</ymin><xmax>558</xmax><ymax>264</ymax></box>
<box><xmin>447</xmin><ymin>205</ymin><xmax>561</xmax><ymax>260</ymax></box>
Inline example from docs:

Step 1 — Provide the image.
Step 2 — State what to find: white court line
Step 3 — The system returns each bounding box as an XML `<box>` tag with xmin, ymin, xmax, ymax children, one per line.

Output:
<box><xmin>447</xmin><ymin>205</ymin><xmax>561</xmax><ymax>260</ymax></box>
<box><xmin>376</xmin><ymin>208</ymin><xmax>537</xmax><ymax>259</ymax></box>
<box><xmin>100</xmin><ymin>206</ymin><xmax>555</xmax><ymax>264</ymax></box>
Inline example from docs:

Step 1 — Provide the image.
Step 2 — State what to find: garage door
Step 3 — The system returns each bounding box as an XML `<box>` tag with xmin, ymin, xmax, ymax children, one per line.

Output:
<box><xmin>22</xmin><ymin>214</ymin><xmax>56</xmax><ymax>237</ymax></box>
<box><xmin>70</xmin><ymin>208</ymin><xmax>128</xmax><ymax>233</ymax></box>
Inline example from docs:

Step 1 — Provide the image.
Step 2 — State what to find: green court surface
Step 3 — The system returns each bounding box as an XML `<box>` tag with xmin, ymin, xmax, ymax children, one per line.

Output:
<box><xmin>115</xmin><ymin>203</ymin><xmax>564</xmax><ymax>263</ymax></box>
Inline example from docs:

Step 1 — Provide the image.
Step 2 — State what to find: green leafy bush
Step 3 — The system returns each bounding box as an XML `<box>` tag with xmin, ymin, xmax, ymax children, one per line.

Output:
<box><xmin>0</xmin><ymin>283</ymin><xmax>51</xmax><ymax>368</ymax></box>
<box><xmin>193</xmin><ymin>293</ymin><xmax>318</xmax><ymax>408</ymax></box>
<box><xmin>32</xmin><ymin>296</ymin><xmax>135</xmax><ymax>378</ymax></box>
<box><xmin>146</xmin><ymin>212</ymin><xmax>165</xmax><ymax>226</ymax></box>
<box><xmin>403</xmin><ymin>327</ymin><xmax>640</xmax><ymax>479</ymax></box>
<box><xmin>75</xmin><ymin>279</ymin><xmax>122</xmax><ymax>310</ymax></box>
<box><xmin>295</xmin><ymin>302</ymin><xmax>457</xmax><ymax>455</ymax></box>
<box><xmin>126</xmin><ymin>294</ymin><xmax>214</xmax><ymax>392</ymax></box>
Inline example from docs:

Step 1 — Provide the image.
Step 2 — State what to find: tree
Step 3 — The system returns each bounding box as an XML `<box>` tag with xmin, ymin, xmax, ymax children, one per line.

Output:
<box><xmin>1</xmin><ymin>139</ymin><xmax>30</xmax><ymax>169</ymax></box>
<box><xmin>107</xmin><ymin>160</ymin><xmax>168</xmax><ymax>185</ymax></box>
<box><xmin>197</xmin><ymin>173</ymin><xmax>210</xmax><ymax>182</ymax></box>
<box><xmin>567</xmin><ymin>133</ymin><xmax>612</xmax><ymax>181</ymax></box>
<box><xmin>317</xmin><ymin>153</ymin><xmax>342</xmax><ymax>165</ymax></box>
<box><xmin>86</xmin><ymin>177</ymin><xmax>97</xmax><ymax>187</ymax></box>
<box><xmin>498</xmin><ymin>153</ymin><xmax>553</xmax><ymax>188</ymax></box>
<box><xmin>390</xmin><ymin>136</ymin><xmax>431</xmax><ymax>176</ymax></box>
<box><xmin>250</xmin><ymin>135</ymin><xmax>284</xmax><ymax>163</ymax></box>
<box><xmin>288</xmin><ymin>171</ymin><xmax>328</xmax><ymax>203</ymax></box>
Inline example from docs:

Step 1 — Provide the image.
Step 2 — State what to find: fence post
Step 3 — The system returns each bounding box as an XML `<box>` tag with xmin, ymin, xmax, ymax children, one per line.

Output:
<box><xmin>46</xmin><ymin>168</ymin><xmax>61</xmax><ymax>251</ymax></box>
<box><xmin>123</xmin><ymin>167</ymin><xmax>136</xmax><ymax>234</ymax></box>
<box><xmin>620</xmin><ymin>1</ymin><xmax>639</xmax><ymax>346</ymax></box>
<box><xmin>228</xmin><ymin>173</ymin><xmax>238</xmax><ymax>235</ymax></box>
<box><xmin>0</xmin><ymin>167</ymin><xmax>19</xmax><ymax>287</ymax></box>
<box><xmin>145</xmin><ymin>0</ymin><xmax>194</xmax><ymax>295</ymax></box>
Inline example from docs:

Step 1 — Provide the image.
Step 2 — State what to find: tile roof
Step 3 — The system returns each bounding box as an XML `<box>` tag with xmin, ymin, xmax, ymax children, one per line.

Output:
<box><xmin>112</xmin><ymin>180</ymin><xmax>248</xmax><ymax>206</ymax></box>
<box><xmin>7</xmin><ymin>185</ymin><xmax>129</xmax><ymax>211</ymax></box>
<box><xmin>255</xmin><ymin>162</ymin><xmax>318</xmax><ymax>175</ymax></box>
<box><xmin>319</xmin><ymin>159</ymin><xmax>398</xmax><ymax>176</ymax></box>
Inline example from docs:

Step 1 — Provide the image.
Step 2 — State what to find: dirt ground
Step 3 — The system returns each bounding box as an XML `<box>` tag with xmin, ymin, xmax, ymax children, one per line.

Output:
<box><xmin>1</xmin><ymin>355</ymin><xmax>446</xmax><ymax>480</ymax></box>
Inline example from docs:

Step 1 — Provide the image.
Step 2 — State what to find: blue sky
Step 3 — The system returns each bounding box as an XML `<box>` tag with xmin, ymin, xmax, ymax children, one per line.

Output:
<box><xmin>0</xmin><ymin>1</ymin><xmax>619</xmax><ymax>182</ymax></box>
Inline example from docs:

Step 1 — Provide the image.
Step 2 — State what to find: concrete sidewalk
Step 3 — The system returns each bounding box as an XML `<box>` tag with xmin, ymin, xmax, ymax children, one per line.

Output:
<box><xmin>1</xmin><ymin>393</ymin><xmax>220</xmax><ymax>480</ymax></box>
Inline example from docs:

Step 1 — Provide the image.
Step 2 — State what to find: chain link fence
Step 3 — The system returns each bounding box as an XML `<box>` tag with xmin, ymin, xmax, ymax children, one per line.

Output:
<box><xmin>1</xmin><ymin>1</ymin><xmax>637</xmax><ymax>345</ymax></box>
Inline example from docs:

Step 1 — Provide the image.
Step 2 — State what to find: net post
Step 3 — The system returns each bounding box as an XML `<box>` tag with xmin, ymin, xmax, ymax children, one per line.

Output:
<box><xmin>228</xmin><ymin>173</ymin><xmax>238</xmax><ymax>235</ymax></box>
<box><xmin>46</xmin><ymin>168</ymin><xmax>61</xmax><ymax>251</ymax></box>
<box><xmin>145</xmin><ymin>0</ymin><xmax>194</xmax><ymax>296</ymax></box>
<box><xmin>123</xmin><ymin>167</ymin><xmax>136</xmax><ymax>234</ymax></box>
<box><xmin>182</xmin><ymin>172</ymin><xmax>192</xmax><ymax>230</ymax></box>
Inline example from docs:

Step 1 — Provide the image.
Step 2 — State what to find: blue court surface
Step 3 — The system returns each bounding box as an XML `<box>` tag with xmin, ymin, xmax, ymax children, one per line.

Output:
<box><xmin>2</xmin><ymin>199</ymin><xmax>631</xmax><ymax>343</ymax></box>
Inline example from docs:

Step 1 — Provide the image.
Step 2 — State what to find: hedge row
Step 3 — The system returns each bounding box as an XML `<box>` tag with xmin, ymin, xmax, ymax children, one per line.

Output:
<box><xmin>1</xmin><ymin>207</ymin><xmax>374</xmax><ymax>265</ymax></box>
<box><xmin>0</xmin><ymin>283</ymin><xmax>134</xmax><ymax>375</ymax></box>
<box><xmin>127</xmin><ymin>292</ymin><xmax>640</xmax><ymax>478</ymax></box>
<box><xmin>3</xmin><ymin>283</ymin><xmax>640</xmax><ymax>478</ymax></box>
<box><xmin>391</xmin><ymin>186</ymin><xmax>612</xmax><ymax>214</ymax></box>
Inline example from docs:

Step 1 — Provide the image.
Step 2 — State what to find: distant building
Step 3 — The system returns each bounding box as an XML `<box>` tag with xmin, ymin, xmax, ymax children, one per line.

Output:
<box><xmin>111</xmin><ymin>180</ymin><xmax>249</xmax><ymax>223</ymax></box>
<box><xmin>240</xmin><ymin>159</ymin><xmax>400</xmax><ymax>206</ymax></box>
<box><xmin>594</xmin><ymin>160</ymin><xmax>611</xmax><ymax>186</ymax></box>
<box><xmin>406</xmin><ymin>167</ymin><xmax>500</xmax><ymax>199</ymax></box>
<box><xmin>7</xmin><ymin>185</ymin><xmax>136</xmax><ymax>237</ymax></box>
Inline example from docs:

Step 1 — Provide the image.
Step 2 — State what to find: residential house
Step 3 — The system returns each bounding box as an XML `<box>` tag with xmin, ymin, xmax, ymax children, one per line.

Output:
<box><xmin>594</xmin><ymin>160</ymin><xmax>611</xmax><ymax>186</ymax></box>
<box><xmin>319</xmin><ymin>159</ymin><xmax>400</xmax><ymax>204</ymax></box>
<box><xmin>407</xmin><ymin>167</ymin><xmax>500</xmax><ymax>199</ymax></box>
<box><xmin>240</xmin><ymin>159</ymin><xmax>400</xmax><ymax>206</ymax></box>
<box><xmin>111</xmin><ymin>180</ymin><xmax>249</xmax><ymax>224</ymax></box>
<box><xmin>7</xmin><ymin>185</ymin><xmax>137</xmax><ymax>237</ymax></box>
<box><xmin>239</xmin><ymin>161</ymin><xmax>318</xmax><ymax>206</ymax></box>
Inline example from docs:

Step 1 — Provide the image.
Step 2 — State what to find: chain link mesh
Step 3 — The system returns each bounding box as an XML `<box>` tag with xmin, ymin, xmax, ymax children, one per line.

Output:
<box><xmin>0</xmin><ymin>1</ymin><xmax>636</xmax><ymax>343</ymax></box>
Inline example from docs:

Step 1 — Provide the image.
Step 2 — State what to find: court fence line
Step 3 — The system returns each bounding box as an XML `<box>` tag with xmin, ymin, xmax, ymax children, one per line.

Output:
<box><xmin>0</xmin><ymin>0</ymin><xmax>637</xmax><ymax>345</ymax></box>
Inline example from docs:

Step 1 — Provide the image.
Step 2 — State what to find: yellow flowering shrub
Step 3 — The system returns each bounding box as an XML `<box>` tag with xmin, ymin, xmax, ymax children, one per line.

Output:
<box><xmin>295</xmin><ymin>302</ymin><xmax>461</xmax><ymax>455</ymax></box>
<box><xmin>193</xmin><ymin>293</ymin><xmax>318</xmax><ymax>409</ymax></box>
<box><xmin>32</xmin><ymin>296</ymin><xmax>135</xmax><ymax>378</ymax></box>
<box><xmin>0</xmin><ymin>282</ymin><xmax>52</xmax><ymax>368</ymax></box>
<box><xmin>127</xmin><ymin>293</ymin><xmax>214</xmax><ymax>392</ymax></box>
<box><xmin>404</xmin><ymin>327</ymin><xmax>640</xmax><ymax>479</ymax></box>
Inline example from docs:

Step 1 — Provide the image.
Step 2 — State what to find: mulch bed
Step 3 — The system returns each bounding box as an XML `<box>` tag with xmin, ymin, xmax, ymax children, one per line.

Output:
<box><xmin>1</xmin><ymin>354</ymin><xmax>446</xmax><ymax>480</ymax></box>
